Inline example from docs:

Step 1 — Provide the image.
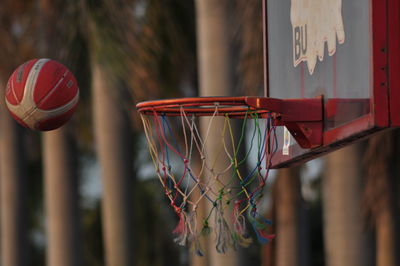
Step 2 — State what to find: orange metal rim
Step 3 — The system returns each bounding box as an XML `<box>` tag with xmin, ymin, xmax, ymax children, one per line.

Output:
<box><xmin>136</xmin><ymin>96</ymin><xmax>270</xmax><ymax>117</ymax></box>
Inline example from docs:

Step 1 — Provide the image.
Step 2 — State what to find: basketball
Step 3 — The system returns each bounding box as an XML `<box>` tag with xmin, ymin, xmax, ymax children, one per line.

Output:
<box><xmin>5</xmin><ymin>59</ymin><xmax>79</xmax><ymax>131</ymax></box>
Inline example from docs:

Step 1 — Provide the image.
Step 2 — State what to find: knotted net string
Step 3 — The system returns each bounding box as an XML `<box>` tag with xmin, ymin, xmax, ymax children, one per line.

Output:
<box><xmin>140</xmin><ymin>105</ymin><xmax>278</xmax><ymax>255</ymax></box>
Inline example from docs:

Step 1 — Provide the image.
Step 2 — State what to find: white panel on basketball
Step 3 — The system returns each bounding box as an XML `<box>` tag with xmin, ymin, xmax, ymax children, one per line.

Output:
<box><xmin>26</xmin><ymin>92</ymin><xmax>79</xmax><ymax>123</ymax></box>
<box><xmin>6</xmin><ymin>59</ymin><xmax>50</xmax><ymax>121</ymax></box>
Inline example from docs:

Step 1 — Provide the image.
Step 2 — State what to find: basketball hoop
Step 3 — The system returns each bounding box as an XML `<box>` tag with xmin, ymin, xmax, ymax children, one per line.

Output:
<box><xmin>136</xmin><ymin>96</ymin><xmax>322</xmax><ymax>255</ymax></box>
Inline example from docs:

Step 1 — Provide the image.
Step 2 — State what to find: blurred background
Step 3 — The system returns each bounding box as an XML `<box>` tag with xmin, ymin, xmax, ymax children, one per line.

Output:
<box><xmin>0</xmin><ymin>0</ymin><xmax>399</xmax><ymax>266</ymax></box>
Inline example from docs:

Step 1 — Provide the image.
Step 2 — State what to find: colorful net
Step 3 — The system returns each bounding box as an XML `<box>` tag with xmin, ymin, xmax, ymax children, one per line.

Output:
<box><xmin>139</xmin><ymin>106</ymin><xmax>277</xmax><ymax>255</ymax></box>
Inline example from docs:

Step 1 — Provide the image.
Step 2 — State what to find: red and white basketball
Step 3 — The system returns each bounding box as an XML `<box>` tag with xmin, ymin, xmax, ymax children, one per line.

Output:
<box><xmin>5</xmin><ymin>59</ymin><xmax>79</xmax><ymax>131</ymax></box>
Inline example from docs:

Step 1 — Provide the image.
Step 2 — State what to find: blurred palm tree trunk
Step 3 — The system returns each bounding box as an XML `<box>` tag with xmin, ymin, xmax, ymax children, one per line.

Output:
<box><xmin>195</xmin><ymin>0</ymin><xmax>239</xmax><ymax>265</ymax></box>
<box><xmin>0</xmin><ymin>1</ymin><xmax>34</xmax><ymax>265</ymax></box>
<box><xmin>92</xmin><ymin>63</ymin><xmax>134</xmax><ymax>266</ymax></box>
<box><xmin>0</xmin><ymin>80</ymin><xmax>28</xmax><ymax>266</ymax></box>
<box><xmin>39</xmin><ymin>1</ymin><xmax>84</xmax><ymax>265</ymax></box>
<box><xmin>364</xmin><ymin>131</ymin><xmax>399</xmax><ymax>266</ymax></box>
<box><xmin>84</xmin><ymin>1</ymin><xmax>136</xmax><ymax>264</ymax></box>
<box><xmin>43</xmin><ymin>128</ymin><xmax>83</xmax><ymax>266</ymax></box>
<box><xmin>376</xmin><ymin>210</ymin><xmax>396</xmax><ymax>266</ymax></box>
<box><xmin>323</xmin><ymin>144</ymin><xmax>371</xmax><ymax>266</ymax></box>
<box><xmin>274</xmin><ymin>167</ymin><xmax>308</xmax><ymax>266</ymax></box>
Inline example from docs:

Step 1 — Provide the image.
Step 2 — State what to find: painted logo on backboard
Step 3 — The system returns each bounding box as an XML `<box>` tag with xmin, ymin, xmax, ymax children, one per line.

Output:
<box><xmin>290</xmin><ymin>0</ymin><xmax>345</xmax><ymax>75</ymax></box>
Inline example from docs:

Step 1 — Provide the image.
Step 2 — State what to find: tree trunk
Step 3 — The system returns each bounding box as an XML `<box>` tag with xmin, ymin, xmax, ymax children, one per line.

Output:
<box><xmin>363</xmin><ymin>131</ymin><xmax>399</xmax><ymax>266</ymax></box>
<box><xmin>92</xmin><ymin>63</ymin><xmax>134</xmax><ymax>266</ymax></box>
<box><xmin>0</xmin><ymin>80</ymin><xmax>28</xmax><ymax>266</ymax></box>
<box><xmin>323</xmin><ymin>144</ymin><xmax>371</xmax><ymax>266</ymax></box>
<box><xmin>275</xmin><ymin>167</ymin><xmax>307</xmax><ymax>266</ymax></box>
<box><xmin>195</xmin><ymin>0</ymin><xmax>238</xmax><ymax>265</ymax></box>
<box><xmin>195</xmin><ymin>0</ymin><xmax>233</xmax><ymax>96</ymax></box>
<box><xmin>43</xmin><ymin>127</ymin><xmax>83</xmax><ymax>266</ymax></box>
<box><xmin>376</xmin><ymin>209</ymin><xmax>396</xmax><ymax>266</ymax></box>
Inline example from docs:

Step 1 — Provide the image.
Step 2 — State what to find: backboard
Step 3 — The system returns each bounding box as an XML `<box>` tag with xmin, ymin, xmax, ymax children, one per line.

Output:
<box><xmin>265</xmin><ymin>0</ymin><xmax>400</xmax><ymax>168</ymax></box>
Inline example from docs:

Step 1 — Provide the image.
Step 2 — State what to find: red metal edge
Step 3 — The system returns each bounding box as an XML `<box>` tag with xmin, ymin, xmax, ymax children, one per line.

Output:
<box><xmin>271</xmin><ymin>128</ymin><xmax>390</xmax><ymax>168</ymax></box>
<box><xmin>372</xmin><ymin>0</ymin><xmax>389</xmax><ymax>127</ymax></box>
<box><xmin>323</xmin><ymin>113</ymin><xmax>375</xmax><ymax>144</ymax></box>
<box><xmin>388</xmin><ymin>0</ymin><xmax>400</xmax><ymax>126</ymax></box>
<box><xmin>271</xmin><ymin>114</ymin><xmax>384</xmax><ymax>168</ymax></box>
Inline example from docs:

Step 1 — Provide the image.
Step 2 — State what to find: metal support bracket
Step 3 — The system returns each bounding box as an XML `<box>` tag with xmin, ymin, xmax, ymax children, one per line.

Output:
<box><xmin>245</xmin><ymin>97</ymin><xmax>323</xmax><ymax>149</ymax></box>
